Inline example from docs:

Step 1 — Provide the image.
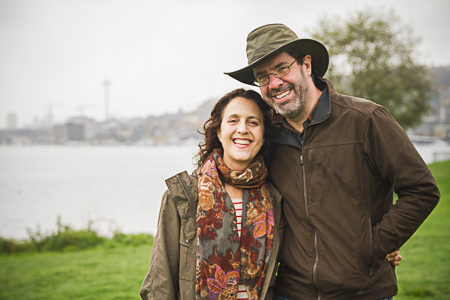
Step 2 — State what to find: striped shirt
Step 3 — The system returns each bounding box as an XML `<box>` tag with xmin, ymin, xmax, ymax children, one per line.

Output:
<box><xmin>231</xmin><ymin>198</ymin><xmax>249</xmax><ymax>300</ymax></box>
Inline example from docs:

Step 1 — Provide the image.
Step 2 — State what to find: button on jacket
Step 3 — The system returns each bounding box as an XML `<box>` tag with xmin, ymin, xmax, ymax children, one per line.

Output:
<box><xmin>140</xmin><ymin>169</ymin><xmax>285</xmax><ymax>299</ymax></box>
<box><xmin>271</xmin><ymin>78</ymin><xmax>440</xmax><ymax>300</ymax></box>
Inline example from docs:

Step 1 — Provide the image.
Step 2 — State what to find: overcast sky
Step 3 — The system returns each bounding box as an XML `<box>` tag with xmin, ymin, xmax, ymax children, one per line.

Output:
<box><xmin>1</xmin><ymin>0</ymin><xmax>449</xmax><ymax>128</ymax></box>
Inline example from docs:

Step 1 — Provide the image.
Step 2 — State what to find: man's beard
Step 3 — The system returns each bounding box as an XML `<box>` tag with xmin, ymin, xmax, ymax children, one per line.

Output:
<box><xmin>264</xmin><ymin>71</ymin><xmax>309</xmax><ymax>120</ymax></box>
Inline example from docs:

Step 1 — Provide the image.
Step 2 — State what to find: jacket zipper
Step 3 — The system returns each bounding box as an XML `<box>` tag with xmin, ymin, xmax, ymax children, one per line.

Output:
<box><xmin>301</xmin><ymin>154</ymin><xmax>321</xmax><ymax>300</ymax></box>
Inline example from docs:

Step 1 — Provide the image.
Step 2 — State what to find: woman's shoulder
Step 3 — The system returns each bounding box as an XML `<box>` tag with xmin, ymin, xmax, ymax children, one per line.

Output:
<box><xmin>165</xmin><ymin>167</ymin><xmax>199</xmax><ymax>186</ymax></box>
<box><xmin>164</xmin><ymin>167</ymin><xmax>200</xmax><ymax>202</ymax></box>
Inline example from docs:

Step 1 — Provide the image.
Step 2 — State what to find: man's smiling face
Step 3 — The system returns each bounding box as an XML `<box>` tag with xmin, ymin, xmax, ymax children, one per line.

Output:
<box><xmin>253</xmin><ymin>52</ymin><xmax>310</xmax><ymax>121</ymax></box>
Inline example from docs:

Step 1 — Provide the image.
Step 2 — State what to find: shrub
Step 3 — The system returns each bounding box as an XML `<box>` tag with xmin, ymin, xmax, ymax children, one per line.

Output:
<box><xmin>0</xmin><ymin>237</ymin><xmax>34</xmax><ymax>254</ymax></box>
<box><xmin>0</xmin><ymin>217</ymin><xmax>154</xmax><ymax>254</ymax></box>
<box><xmin>44</xmin><ymin>229</ymin><xmax>105</xmax><ymax>252</ymax></box>
<box><xmin>26</xmin><ymin>225</ymin><xmax>49</xmax><ymax>252</ymax></box>
<box><xmin>111</xmin><ymin>233</ymin><xmax>154</xmax><ymax>247</ymax></box>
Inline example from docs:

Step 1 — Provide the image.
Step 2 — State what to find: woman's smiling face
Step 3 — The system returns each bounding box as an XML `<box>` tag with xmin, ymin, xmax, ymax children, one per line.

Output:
<box><xmin>218</xmin><ymin>96</ymin><xmax>264</xmax><ymax>171</ymax></box>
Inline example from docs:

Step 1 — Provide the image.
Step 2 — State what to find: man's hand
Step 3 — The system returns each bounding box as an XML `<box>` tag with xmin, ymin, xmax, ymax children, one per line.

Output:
<box><xmin>386</xmin><ymin>249</ymin><xmax>402</xmax><ymax>266</ymax></box>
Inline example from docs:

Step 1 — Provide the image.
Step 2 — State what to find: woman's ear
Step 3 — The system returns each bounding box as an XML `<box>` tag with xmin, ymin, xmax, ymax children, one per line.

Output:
<box><xmin>217</xmin><ymin>130</ymin><xmax>222</xmax><ymax>142</ymax></box>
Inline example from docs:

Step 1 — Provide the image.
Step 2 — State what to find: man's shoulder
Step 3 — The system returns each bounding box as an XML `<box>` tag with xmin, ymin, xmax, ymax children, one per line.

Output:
<box><xmin>322</xmin><ymin>78</ymin><xmax>381</xmax><ymax>117</ymax></box>
<box><xmin>331</xmin><ymin>92</ymin><xmax>381</xmax><ymax>117</ymax></box>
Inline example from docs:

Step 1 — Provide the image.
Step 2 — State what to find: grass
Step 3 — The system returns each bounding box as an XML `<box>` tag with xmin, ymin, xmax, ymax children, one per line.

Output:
<box><xmin>0</xmin><ymin>244</ymin><xmax>152</xmax><ymax>300</ymax></box>
<box><xmin>0</xmin><ymin>160</ymin><xmax>448</xmax><ymax>299</ymax></box>
<box><xmin>395</xmin><ymin>159</ymin><xmax>450</xmax><ymax>300</ymax></box>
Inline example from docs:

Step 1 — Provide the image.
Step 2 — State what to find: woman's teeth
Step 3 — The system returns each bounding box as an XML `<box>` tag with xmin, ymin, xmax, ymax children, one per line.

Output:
<box><xmin>234</xmin><ymin>139</ymin><xmax>250</xmax><ymax>145</ymax></box>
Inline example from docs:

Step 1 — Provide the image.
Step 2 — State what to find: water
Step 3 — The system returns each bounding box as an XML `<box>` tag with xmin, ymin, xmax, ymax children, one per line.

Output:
<box><xmin>0</xmin><ymin>145</ymin><xmax>198</xmax><ymax>240</ymax></box>
<box><xmin>1</xmin><ymin>143</ymin><xmax>449</xmax><ymax>240</ymax></box>
<box><xmin>413</xmin><ymin>142</ymin><xmax>450</xmax><ymax>164</ymax></box>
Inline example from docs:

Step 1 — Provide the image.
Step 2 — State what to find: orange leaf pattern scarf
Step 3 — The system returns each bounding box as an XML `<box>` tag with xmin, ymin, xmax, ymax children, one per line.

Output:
<box><xmin>195</xmin><ymin>149</ymin><xmax>274</xmax><ymax>300</ymax></box>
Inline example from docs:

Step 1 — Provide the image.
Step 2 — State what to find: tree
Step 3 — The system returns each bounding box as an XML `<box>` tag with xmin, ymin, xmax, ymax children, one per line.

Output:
<box><xmin>309</xmin><ymin>9</ymin><xmax>436</xmax><ymax>129</ymax></box>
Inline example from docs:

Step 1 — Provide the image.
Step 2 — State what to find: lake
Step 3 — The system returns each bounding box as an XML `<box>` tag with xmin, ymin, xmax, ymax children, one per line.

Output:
<box><xmin>0</xmin><ymin>145</ymin><xmax>199</xmax><ymax>240</ymax></box>
<box><xmin>1</xmin><ymin>143</ymin><xmax>449</xmax><ymax>240</ymax></box>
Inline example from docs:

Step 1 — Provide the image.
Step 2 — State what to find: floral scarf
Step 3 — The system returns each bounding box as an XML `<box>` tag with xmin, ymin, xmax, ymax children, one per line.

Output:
<box><xmin>195</xmin><ymin>149</ymin><xmax>274</xmax><ymax>300</ymax></box>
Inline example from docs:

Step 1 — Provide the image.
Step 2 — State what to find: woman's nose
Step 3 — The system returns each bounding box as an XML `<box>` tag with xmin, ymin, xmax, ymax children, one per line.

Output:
<box><xmin>237</xmin><ymin>122</ymin><xmax>248</xmax><ymax>134</ymax></box>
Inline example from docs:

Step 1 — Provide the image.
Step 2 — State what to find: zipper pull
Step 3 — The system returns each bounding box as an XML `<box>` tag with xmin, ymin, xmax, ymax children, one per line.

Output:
<box><xmin>300</xmin><ymin>155</ymin><xmax>304</xmax><ymax>165</ymax></box>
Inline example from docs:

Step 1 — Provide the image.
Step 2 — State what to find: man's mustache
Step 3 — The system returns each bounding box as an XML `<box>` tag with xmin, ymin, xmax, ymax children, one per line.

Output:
<box><xmin>267</xmin><ymin>83</ymin><xmax>294</xmax><ymax>98</ymax></box>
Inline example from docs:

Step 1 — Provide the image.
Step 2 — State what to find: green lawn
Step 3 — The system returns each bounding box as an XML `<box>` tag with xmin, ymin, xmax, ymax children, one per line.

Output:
<box><xmin>395</xmin><ymin>160</ymin><xmax>450</xmax><ymax>300</ymax></box>
<box><xmin>0</xmin><ymin>245</ymin><xmax>152</xmax><ymax>300</ymax></box>
<box><xmin>0</xmin><ymin>160</ymin><xmax>449</xmax><ymax>300</ymax></box>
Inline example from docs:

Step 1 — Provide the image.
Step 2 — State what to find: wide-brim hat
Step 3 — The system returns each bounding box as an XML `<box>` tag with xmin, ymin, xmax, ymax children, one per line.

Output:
<box><xmin>225</xmin><ymin>23</ymin><xmax>329</xmax><ymax>86</ymax></box>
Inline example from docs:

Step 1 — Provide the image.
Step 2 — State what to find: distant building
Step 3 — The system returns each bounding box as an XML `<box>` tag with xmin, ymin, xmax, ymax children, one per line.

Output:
<box><xmin>7</xmin><ymin>113</ymin><xmax>17</xmax><ymax>129</ymax></box>
<box><xmin>54</xmin><ymin>123</ymin><xmax>85</xmax><ymax>143</ymax></box>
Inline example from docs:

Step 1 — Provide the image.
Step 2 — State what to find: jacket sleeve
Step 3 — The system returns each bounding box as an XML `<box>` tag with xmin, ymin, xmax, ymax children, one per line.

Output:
<box><xmin>140</xmin><ymin>190</ymin><xmax>180</xmax><ymax>299</ymax></box>
<box><xmin>364</xmin><ymin>107</ymin><xmax>440</xmax><ymax>267</ymax></box>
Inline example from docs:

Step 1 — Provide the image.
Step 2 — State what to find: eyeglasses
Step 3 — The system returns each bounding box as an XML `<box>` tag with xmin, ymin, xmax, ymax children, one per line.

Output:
<box><xmin>254</xmin><ymin>59</ymin><xmax>297</xmax><ymax>87</ymax></box>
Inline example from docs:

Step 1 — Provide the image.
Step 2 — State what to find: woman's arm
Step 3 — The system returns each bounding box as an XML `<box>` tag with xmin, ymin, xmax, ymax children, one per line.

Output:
<box><xmin>140</xmin><ymin>190</ymin><xmax>181</xmax><ymax>299</ymax></box>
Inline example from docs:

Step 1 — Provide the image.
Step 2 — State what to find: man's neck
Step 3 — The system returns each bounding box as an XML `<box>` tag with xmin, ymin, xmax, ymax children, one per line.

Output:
<box><xmin>285</xmin><ymin>112</ymin><xmax>308</xmax><ymax>133</ymax></box>
<box><xmin>286</xmin><ymin>87</ymin><xmax>322</xmax><ymax>132</ymax></box>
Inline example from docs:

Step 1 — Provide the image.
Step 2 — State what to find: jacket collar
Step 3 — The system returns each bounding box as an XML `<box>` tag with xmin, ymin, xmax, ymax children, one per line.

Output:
<box><xmin>272</xmin><ymin>77</ymin><xmax>331</xmax><ymax>147</ymax></box>
<box><xmin>310</xmin><ymin>78</ymin><xmax>330</xmax><ymax>125</ymax></box>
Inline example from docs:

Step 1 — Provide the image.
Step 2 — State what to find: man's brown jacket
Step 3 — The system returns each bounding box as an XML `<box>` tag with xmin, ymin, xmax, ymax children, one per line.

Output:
<box><xmin>271</xmin><ymin>78</ymin><xmax>440</xmax><ymax>300</ymax></box>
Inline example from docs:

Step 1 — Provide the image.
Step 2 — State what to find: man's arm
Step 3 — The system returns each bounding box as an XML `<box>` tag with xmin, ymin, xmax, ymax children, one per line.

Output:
<box><xmin>363</xmin><ymin>107</ymin><xmax>440</xmax><ymax>266</ymax></box>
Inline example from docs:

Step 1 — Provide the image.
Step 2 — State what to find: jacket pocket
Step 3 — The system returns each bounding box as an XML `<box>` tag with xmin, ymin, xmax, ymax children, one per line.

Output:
<box><xmin>278</xmin><ymin>210</ymin><xmax>288</xmax><ymax>229</ymax></box>
<box><xmin>179</xmin><ymin>240</ymin><xmax>195</xmax><ymax>282</ymax></box>
<box><xmin>359</xmin><ymin>218</ymin><xmax>379</xmax><ymax>284</ymax></box>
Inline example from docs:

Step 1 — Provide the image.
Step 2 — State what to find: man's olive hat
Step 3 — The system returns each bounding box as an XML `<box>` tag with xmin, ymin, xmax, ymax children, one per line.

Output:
<box><xmin>225</xmin><ymin>23</ymin><xmax>329</xmax><ymax>86</ymax></box>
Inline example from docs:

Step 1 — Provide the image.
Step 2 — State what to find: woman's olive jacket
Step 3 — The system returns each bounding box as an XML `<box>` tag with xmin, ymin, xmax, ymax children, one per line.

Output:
<box><xmin>140</xmin><ymin>169</ymin><xmax>285</xmax><ymax>300</ymax></box>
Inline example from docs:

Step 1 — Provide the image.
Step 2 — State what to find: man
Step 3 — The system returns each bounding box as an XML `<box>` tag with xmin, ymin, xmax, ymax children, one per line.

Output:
<box><xmin>225</xmin><ymin>24</ymin><xmax>440</xmax><ymax>300</ymax></box>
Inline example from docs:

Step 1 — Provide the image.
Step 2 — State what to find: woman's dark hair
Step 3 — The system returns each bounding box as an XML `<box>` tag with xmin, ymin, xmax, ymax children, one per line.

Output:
<box><xmin>196</xmin><ymin>88</ymin><xmax>274</xmax><ymax>167</ymax></box>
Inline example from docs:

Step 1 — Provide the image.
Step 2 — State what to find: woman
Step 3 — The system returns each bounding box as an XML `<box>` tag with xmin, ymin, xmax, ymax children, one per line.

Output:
<box><xmin>140</xmin><ymin>88</ymin><xmax>282</xmax><ymax>300</ymax></box>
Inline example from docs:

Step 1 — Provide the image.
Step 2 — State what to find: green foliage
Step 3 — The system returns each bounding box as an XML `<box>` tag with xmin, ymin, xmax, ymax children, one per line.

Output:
<box><xmin>26</xmin><ymin>225</ymin><xmax>48</xmax><ymax>252</ymax></box>
<box><xmin>310</xmin><ymin>8</ymin><xmax>436</xmax><ymax>129</ymax></box>
<box><xmin>43</xmin><ymin>228</ymin><xmax>104</xmax><ymax>252</ymax></box>
<box><xmin>0</xmin><ymin>236</ymin><xmax>35</xmax><ymax>254</ymax></box>
<box><xmin>0</xmin><ymin>217</ymin><xmax>154</xmax><ymax>255</ymax></box>
<box><xmin>23</xmin><ymin>217</ymin><xmax>104</xmax><ymax>253</ymax></box>
<box><xmin>111</xmin><ymin>233</ymin><xmax>154</xmax><ymax>247</ymax></box>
